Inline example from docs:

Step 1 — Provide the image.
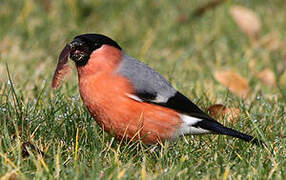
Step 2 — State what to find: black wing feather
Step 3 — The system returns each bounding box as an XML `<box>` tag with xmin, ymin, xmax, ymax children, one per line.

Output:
<box><xmin>136</xmin><ymin>91</ymin><xmax>261</xmax><ymax>145</ymax></box>
<box><xmin>138</xmin><ymin>91</ymin><xmax>213</xmax><ymax>121</ymax></box>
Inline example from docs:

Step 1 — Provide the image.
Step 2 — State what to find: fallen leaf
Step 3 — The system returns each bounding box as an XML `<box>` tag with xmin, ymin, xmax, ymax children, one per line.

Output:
<box><xmin>8</xmin><ymin>172</ymin><xmax>19</xmax><ymax>180</ymax></box>
<box><xmin>230</xmin><ymin>6</ymin><xmax>261</xmax><ymax>39</ymax></box>
<box><xmin>207</xmin><ymin>104</ymin><xmax>225</xmax><ymax>118</ymax></box>
<box><xmin>256</xmin><ymin>68</ymin><xmax>276</xmax><ymax>86</ymax></box>
<box><xmin>257</xmin><ymin>32</ymin><xmax>280</xmax><ymax>51</ymax></box>
<box><xmin>249</xmin><ymin>60</ymin><xmax>278</xmax><ymax>86</ymax></box>
<box><xmin>214</xmin><ymin>71</ymin><xmax>249</xmax><ymax>98</ymax></box>
<box><xmin>223</xmin><ymin>107</ymin><xmax>241</xmax><ymax>123</ymax></box>
<box><xmin>207</xmin><ymin>104</ymin><xmax>241</xmax><ymax>124</ymax></box>
<box><xmin>0</xmin><ymin>170</ymin><xmax>19</xmax><ymax>180</ymax></box>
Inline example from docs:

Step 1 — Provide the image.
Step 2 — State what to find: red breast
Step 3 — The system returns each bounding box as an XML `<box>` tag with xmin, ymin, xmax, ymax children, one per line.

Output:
<box><xmin>76</xmin><ymin>45</ymin><xmax>183</xmax><ymax>144</ymax></box>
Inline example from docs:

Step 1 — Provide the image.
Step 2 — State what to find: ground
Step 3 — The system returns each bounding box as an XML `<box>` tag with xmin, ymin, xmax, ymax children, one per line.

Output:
<box><xmin>0</xmin><ymin>0</ymin><xmax>285</xmax><ymax>179</ymax></box>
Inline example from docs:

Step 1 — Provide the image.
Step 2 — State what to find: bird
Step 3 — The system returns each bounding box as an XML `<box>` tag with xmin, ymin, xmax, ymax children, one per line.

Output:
<box><xmin>52</xmin><ymin>33</ymin><xmax>261</xmax><ymax>145</ymax></box>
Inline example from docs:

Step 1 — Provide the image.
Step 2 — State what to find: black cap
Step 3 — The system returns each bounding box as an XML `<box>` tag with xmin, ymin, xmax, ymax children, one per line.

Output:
<box><xmin>73</xmin><ymin>33</ymin><xmax>121</xmax><ymax>50</ymax></box>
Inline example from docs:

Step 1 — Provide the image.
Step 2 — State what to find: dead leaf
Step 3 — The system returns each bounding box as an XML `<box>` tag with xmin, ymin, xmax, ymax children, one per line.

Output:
<box><xmin>249</xmin><ymin>60</ymin><xmax>278</xmax><ymax>86</ymax></box>
<box><xmin>0</xmin><ymin>170</ymin><xmax>19</xmax><ymax>180</ymax></box>
<box><xmin>257</xmin><ymin>32</ymin><xmax>280</xmax><ymax>51</ymax></box>
<box><xmin>256</xmin><ymin>68</ymin><xmax>276</xmax><ymax>86</ymax></box>
<box><xmin>207</xmin><ymin>104</ymin><xmax>225</xmax><ymax>118</ymax></box>
<box><xmin>214</xmin><ymin>71</ymin><xmax>249</xmax><ymax>98</ymax></box>
<box><xmin>8</xmin><ymin>172</ymin><xmax>19</xmax><ymax>180</ymax></box>
<box><xmin>207</xmin><ymin>104</ymin><xmax>241</xmax><ymax>124</ymax></box>
<box><xmin>230</xmin><ymin>6</ymin><xmax>261</xmax><ymax>39</ymax></box>
<box><xmin>223</xmin><ymin>107</ymin><xmax>241</xmax><ymax>123</ymax></box>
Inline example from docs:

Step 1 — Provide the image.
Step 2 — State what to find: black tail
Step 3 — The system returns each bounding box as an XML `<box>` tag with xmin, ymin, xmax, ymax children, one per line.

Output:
<box><xmin>195</xmin><ymin>119</ymin><xmax>263</xmax><ymax>145</ymax></box>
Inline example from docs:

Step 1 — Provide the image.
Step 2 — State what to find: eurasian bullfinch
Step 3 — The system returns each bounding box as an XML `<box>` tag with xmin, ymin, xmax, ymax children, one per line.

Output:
<box><xmin>52</xmin><ymin>33</ymin><xmax>262</xmax><ymax>145</ymax></box>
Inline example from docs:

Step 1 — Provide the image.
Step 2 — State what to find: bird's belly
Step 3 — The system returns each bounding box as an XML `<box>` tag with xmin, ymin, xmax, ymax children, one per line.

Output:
<box><xmin>78</xmin><ymin>74</ymin><xmax>183</xmax><ymax>144</ymax></box>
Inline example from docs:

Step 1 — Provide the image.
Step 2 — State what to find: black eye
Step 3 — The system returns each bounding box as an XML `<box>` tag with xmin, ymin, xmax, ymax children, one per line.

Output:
<box><xmin>94</xmin><ymin>43</ymin><xmax>102</xmax><ymax>49</ymax></box>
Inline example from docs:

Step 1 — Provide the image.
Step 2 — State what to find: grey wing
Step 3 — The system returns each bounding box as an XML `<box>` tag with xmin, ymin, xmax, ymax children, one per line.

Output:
<box><xmin>116</xmin><ymin>53</ymin><xmax>205</xmax><ymax>115</ymax></box>
<box><xmin>116</xmin><ymin>53</ymin><xmax>177</xmax><ymax>103</ymax></box>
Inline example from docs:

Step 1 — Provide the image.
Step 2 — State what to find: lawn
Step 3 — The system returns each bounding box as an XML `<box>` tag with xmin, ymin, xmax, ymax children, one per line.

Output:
<box><xmin>0</xmin><ymin>0</ymin><xmax>285</xmax><ymax>179</ymax></box>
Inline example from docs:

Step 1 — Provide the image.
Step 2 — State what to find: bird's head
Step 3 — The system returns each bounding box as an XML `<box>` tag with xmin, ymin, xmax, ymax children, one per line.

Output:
<box><xmin>52</xmin><ymin>34</ymin><xmax>122</xmax><ymax>88</ymax></box>
<box><xmin>69</xmin><ymin>34</ymin><xmax>121</xmax><ymax>66</ymax></box>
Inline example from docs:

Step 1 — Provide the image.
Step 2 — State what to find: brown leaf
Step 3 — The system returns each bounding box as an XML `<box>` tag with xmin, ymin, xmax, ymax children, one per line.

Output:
<box><xmin>257</xmin><ymin>32</ymin><xmax>280</xmax><ymax>51</ymax></box>
<box><xmin>256</xmin><ymin>68</ymin><xmax>276</xmax><ymax>86</ymax></box>
<box><xmin>230</xmin><ymin>6</ymin><xmax>261</xmax><ymax>39</ymax></box>
<box><xmin>1</xmin><ymin>171</ymin><xmax>19</xmax><ymax>180</ymax></box>
<box><xmin>207</xmin><ymin>104</ymin><xmax>241</xmax><ymax>124</ymax></box>
<box><xmin>214</xmin><ymin>71</ymin><xmax>249</xmax><ymax>98</ymax></box>
<box><xmin>223</xmin><ymin>107</ymin><xmax>240</xmax><ymax>123</ymax></box>
<box><xmin>207</xmin><ymin>104</ymin><xmax>225</xmax><ymax>118</ymax></box>
<box><xmin>8</xmin><ymin>172</ymin><xmax>19</xmax><ymax>180</ymax></box>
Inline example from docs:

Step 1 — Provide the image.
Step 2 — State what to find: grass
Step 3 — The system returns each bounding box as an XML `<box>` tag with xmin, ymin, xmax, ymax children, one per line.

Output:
<box><xmin>0</xmin><ymin>0</ymin><xmax>285</xmax><ymax>179</ymax></box>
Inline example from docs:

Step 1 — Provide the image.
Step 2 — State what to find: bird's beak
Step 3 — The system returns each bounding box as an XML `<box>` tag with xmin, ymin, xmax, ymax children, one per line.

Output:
<box><xmin>52</xmin><ymin>43</ymin><xmax>72</xmax><ymax>89</ymax></box>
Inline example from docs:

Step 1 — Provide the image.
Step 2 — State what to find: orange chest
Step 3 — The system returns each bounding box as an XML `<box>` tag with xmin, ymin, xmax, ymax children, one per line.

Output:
<box><xmin>78</xmin><ymin>73</ymin><xmax>133</xmax><ymax>112</ymax></box>
<box><xmin>77</xmin><ymin>73</ymin><xmax>182</xmax><ymax>144</ymax></box>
